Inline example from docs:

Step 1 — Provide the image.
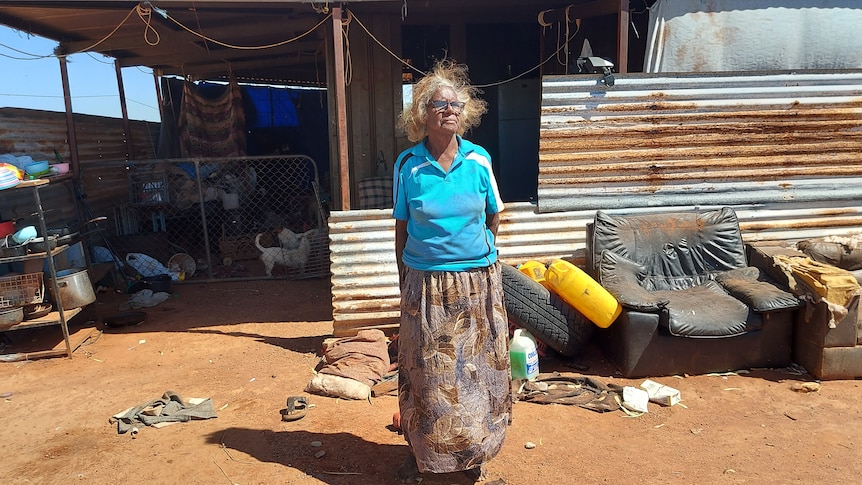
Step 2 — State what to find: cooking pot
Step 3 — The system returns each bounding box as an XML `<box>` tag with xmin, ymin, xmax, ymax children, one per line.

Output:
<box><xmin>0</xmin><ymin>235</ymin><xmax>28</xmax><ymax>258</ymax></box>
<box><xmin>28</xmin><ymin>236</ymin><xmax>57</xmax><ymax>253</ymax></box>
<box><xmin>47</xmin><ymin>268</ymin><xmax>96</xmax><ymax>310</ymax></box>
<box><xmin>47</xmin><ymin>227</ymin><xmax>79</xmax><ymax>246</ymax></box>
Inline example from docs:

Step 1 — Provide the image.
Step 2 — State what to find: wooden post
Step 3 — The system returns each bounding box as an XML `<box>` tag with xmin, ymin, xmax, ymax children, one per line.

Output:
<box><xmin>153</xmin><ymin>68</ymin><xmax>165</xmax><ymax>122</ymax></box>
<box><xmin>617</xmin><ymin>0</ymin><xmax>629</xmax><ymax>73</ymax></box>
<box><xmin>332</xmin><ymin>6</ymin><xmax>351</xmax><ymax>210</ymax></box>
<box><xmin>58</xmin><ymin>56</ymin><xmax>80</xmax><ymax>177</ymax></box>
<box><xmin>114</xmin><ymin>59</ymin><xmax>135</xmax><ymax>161</ymax></box>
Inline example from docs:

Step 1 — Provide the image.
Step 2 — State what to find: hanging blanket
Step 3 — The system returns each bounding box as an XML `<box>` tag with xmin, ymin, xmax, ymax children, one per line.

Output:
<box><xmin>178</xmin><ymin>78</ymin><xmax>247</xmax><ymax>158</ymax></box>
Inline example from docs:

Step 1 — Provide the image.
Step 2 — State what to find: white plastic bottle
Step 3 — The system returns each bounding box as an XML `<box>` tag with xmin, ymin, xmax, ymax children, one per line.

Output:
<box><xmin>510</xmin><ymin>328</ymin><xmax>539</xmax><ymax>381</ymax></box>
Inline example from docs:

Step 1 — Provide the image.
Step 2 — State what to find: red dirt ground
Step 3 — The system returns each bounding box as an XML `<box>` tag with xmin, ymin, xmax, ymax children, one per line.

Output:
<box><xmin>0</xmin><ymin>277</ymin><xmax>860</xmax><ymax>484</ymax></box>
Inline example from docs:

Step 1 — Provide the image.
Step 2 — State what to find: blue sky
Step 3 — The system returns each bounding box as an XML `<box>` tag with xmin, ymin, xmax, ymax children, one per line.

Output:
<box><xmin>0</xmin><ymin>25</ymin><xmax>160</xmax><ymax>122</ymax></box>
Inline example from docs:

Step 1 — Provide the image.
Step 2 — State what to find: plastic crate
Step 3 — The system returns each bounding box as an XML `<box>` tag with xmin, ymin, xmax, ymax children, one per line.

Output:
<box><xmin>129</xmin><ymin>172</ymin><xmax>169</xmax><ymax>206</ymax></box>
<box><xmin>0</xmin><ymin>272</ymin><xmax>44</xmax><ymax>309</ymax></box>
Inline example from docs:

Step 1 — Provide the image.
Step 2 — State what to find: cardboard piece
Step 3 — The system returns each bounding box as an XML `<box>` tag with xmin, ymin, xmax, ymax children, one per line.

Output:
<box><xmin>641</xmin><ymin>379</ymin><xmax>681</xmax><ymax>406</ymax></box>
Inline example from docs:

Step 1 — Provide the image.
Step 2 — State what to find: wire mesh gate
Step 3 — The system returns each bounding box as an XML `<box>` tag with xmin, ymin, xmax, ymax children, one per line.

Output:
<box><xmin>80</xmin><ymin>155</ymin><xmax>330</xmax><ymax>283</ymax></box>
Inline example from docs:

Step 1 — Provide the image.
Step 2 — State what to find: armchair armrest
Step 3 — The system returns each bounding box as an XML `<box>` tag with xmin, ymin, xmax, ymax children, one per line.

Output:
<box><xmin>715</xmin><ymin>267</ymin><xmax>803</xmax><ymax>312</ymax></box>
<box><xmin>598</xmin><ymin>251</ymin><xmax>669</xmax><ymax>311</ymax></box>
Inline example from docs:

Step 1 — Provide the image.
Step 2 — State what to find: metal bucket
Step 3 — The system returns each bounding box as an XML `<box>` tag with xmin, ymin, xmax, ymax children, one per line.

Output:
<box><xmin>48</xmin><ymin>268</ymin><xmax>96</xmax><ymax>310</ymax></box>
<box><xmin>0</xmin><ymin>306</ymin><xmax>23</xmax><ymax>329</ymax></box>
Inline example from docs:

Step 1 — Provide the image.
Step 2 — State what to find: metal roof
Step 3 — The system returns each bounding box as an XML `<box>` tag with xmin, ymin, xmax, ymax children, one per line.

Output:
<box><xmin>0</xmin><ymin>1</ymin><xmax>625</xmax><ymax>85</ymax></box>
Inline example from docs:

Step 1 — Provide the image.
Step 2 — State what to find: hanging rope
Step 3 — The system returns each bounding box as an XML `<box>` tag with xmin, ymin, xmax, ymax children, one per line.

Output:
<box><xmin>342</xmin><ymin>10</ymin><xmax>353</xmax><ymax>86</ymax></box>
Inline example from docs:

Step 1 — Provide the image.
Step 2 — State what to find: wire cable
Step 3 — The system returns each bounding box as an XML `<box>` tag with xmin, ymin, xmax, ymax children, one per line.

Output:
<box><xmin>0</xmin><ymin>51</ymin><xmax>47</xmax><ymax>61</ymax></box>
<box><xmin>72</xmin><ymin>4</ymin><xmax>139</xmax><ymax>54</ymax></box>
<box><xmin>0</xmin><ymin>41</ymin><xmax>53</xmax><ymax>59</ymax></box>
<box><xmin>349</xmin><ymin>9</ymin><xmax>581</xmax><ymax>89</ymax></box>
<box><xmin>348</xmin><ymin>11</ymin><xmax>424</xmax><ymax>78</ymax></box>
<box><xmin>163</xmin><ymin>8</ymin><xmax>332</xmax><ymax>50</ymax></box>
<box><xmin>86</xmin><ymin>51</ymin><xmax>114</xmax><ymax>65</ymax></box>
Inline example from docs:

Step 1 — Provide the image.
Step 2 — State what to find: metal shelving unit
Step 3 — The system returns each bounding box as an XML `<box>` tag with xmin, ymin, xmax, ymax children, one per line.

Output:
<box><xmin>0</xmin><ymin>178</ymin><xmax>83</xmax><ymax>359</ymax></box>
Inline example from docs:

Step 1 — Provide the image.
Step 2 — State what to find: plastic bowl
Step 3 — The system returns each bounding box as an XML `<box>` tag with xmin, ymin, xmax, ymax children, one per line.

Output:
<box><xmin>25</xmin><ymin>160</ymin><xmax>49</xmax><ymax>175</ymax></box>
<box><xmin>51</xmin><ymin>162</ymin><xmax>70</xmax><ymax>174</ymax></box>
<box><xmin>0</xmin><ymin>237</ymin><xmax>28</xmax><ymax>257</ymax></box>
<box><xmin>0</xmin><ymin>167</ymin><xmax>20</xmax><ymax>190</ymax></box>
<box><xmin>11</xmin><ymin>225</ymin><xmax>36</xmax><ymax>244</ymax></box>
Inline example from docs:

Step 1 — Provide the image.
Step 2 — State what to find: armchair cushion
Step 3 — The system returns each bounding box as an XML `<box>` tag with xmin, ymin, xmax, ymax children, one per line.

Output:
<box><xmin>652</xmin><ymin>281</ymin><xmax>760</xmax><ymax>337</ymax></box>
<box><xmin>599</xmin><ymin>250</ymin><xmax>758</xmax><ymax>337</ymax></box>
<box><xmin>598</xmin><ymin>251</ymin><xmax>669</xmax><ymax>311</ymax></box>
<box><xmin>715</xmin><ymin>267</ymin><xmax>804</xmax><ymax>313</ymax></box>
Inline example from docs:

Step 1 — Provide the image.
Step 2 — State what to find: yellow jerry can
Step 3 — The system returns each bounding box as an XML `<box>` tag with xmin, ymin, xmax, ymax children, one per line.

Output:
<box><xmin>544</xmin><ymin>259</ymin><xmax>622</xmax><ymax>328</ymax></box>
<box><xmin>517</xmin><ymin>260</ymin><xmax>551</xmax><ymax>289</ymax></box>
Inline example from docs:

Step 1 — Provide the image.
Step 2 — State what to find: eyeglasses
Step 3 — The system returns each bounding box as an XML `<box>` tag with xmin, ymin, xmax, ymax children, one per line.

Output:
<box><xmin>428</xmin><ymin>100</ymin><xmax>466</xmax><ymax>113</ymax></box>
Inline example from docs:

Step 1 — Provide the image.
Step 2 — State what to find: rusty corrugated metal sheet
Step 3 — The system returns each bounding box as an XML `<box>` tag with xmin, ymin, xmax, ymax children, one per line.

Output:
<box><xmin>329</xmin><ymin>201</ymin><xmax>862</xmax><ymax>337</ymax></box>
<box><xmin>0</xmin><ymin>181</ymin><xmax>77</xmax><ymax>230</ymax></box>
<box><xmin>330</xmin><ymin>203</ymin><xmax>614</xmax><ymax>337</ymax></box>
<box><xmin>539</xmin><ymin>71</ymin><xmax>862</xmax><ymax>212</ymax></box>
<box><xmin>0</xmin><ymin>108</ymin><xmax>158</xmax><ymax>164</ymax></box>
<box><xmin>328</xmin><ymin>210</ymin><xmax>400</xmax><ymax>337</ymax></box>
<box><xmin>1</xmin><ymin>108</ymin><xmax>160</xmax><ymax>227</ymax></box>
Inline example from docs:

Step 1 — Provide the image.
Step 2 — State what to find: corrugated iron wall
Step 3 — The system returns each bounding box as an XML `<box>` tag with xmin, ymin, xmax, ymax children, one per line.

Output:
<box><xmin>328</xmin><ymin>203</ymin><xmax>593</xmax><ymax>336</ymax></box>
<box><xmin>329</xmin><ymin>201</ymin><xmax>862</xmax><ymax>337</ymax></box>
<box><xmin>0</xmin><ymin>108</ymin><xmax>159</xmax><ymax>228</ymax></box>
<box><xmin>329</xmin><ymin>71</ymin><xmax>862</xmax><ymax>337</ymax></box>
<box><xmin>539</xmin><ymin>71</ymin><xmax>862</xmax><ymax>212</ymax></box>
<box><xmin>329</xmin><ymin>210</ymin><xmax>401</xmax><ymax>337</ymax></box>
<box><xmin>0</xmin><ymin>108</ymin><xmax>158</xmax><ymax>163</ymax></box>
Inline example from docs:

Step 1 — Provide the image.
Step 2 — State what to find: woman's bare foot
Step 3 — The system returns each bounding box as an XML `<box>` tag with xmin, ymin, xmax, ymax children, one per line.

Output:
<box><xmin>463</xmin><ymin>465</ymin><xmax>487</xmax><ymax>482</ymax></box>
<box><xmin>397</xmin><ymin>453</ymin><xmax>420</xmax><ymax>483</ymax></box>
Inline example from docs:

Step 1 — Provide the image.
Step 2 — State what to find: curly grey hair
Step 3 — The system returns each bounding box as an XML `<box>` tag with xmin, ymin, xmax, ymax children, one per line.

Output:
<box><xmin>398</xmin><ymin>60</ymin><xmax>488</xmax><ymax>143</ymax></box>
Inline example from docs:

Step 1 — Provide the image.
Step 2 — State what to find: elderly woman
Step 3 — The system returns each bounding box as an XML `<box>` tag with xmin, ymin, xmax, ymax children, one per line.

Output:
<box><xmin>392</xmin><ymin>60</ymin><xmax>511</xmax><ymax>483</ymax></box>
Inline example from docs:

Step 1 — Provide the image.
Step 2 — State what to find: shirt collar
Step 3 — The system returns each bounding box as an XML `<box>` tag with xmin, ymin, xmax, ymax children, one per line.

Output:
<box><xmin>417</xmin><ymin>135</ymin><xmax>471</xmax><ymax>166</ymax></box>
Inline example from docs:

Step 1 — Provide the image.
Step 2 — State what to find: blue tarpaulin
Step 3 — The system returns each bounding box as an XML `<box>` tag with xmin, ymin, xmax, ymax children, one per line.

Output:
<box><xmin>244</xmin><ymin>86</ymin><xmax>300</xmax><ymax>128</ymax></box>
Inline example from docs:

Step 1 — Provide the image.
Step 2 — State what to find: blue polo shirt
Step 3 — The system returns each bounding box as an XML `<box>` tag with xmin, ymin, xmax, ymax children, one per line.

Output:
<box><xmin>393</xmin><ymin>137</ymin><xmax>504</xmax><ymax>271</ymax></box>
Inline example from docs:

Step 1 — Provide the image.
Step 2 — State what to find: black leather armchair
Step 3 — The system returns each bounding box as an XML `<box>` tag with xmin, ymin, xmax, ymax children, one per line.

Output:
<box><xmin>586</xmin><ymin>207</ymin><xmax>802</xmax><ymax>377</ymax></box>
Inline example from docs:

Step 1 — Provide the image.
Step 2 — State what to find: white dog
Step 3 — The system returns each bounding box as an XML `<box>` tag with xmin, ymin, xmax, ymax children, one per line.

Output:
<box><xmin>275</xmin><ymin>227</ymin><xmax>321</xmax><ymax>249</ymax></box>
<box><xmin>255</xmin><ymin>231</ymin><xmax>310</xmax><ymax>277</ymax></box>
<box><xmin>275</xmin><ymin>227</ymin><xmax>304</xmax><ymax>250</ymax></box>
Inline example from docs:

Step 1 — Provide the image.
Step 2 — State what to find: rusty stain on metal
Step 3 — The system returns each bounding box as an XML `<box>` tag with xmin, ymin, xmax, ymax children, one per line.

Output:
<box><xmin>539</xmin><ymin>73</ymin><xmax>862</xmax><ymax>213</ymax></box>
<box><xmin>742</xmin><ymin>216</ymin><xmax>862</xmax><ymax>231</ymax></box>
<box><xmin>593</xmin><ymin>102</ymin><xmax>700</xmax><ymax>112</ymax></box>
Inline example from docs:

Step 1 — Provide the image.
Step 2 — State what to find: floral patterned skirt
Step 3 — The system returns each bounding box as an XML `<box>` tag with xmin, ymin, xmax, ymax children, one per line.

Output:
<box><xmin>398</xmin><ymin>262</ymin><xmax>511</xmax><ymax>474</ymax></box>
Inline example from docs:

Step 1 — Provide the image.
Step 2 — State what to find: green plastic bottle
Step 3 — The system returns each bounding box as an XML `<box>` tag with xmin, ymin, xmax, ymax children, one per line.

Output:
<box><xmin>510</xmin><ymin>328</ymin><xmax>539</xmax><ymax>381</ymax></box>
